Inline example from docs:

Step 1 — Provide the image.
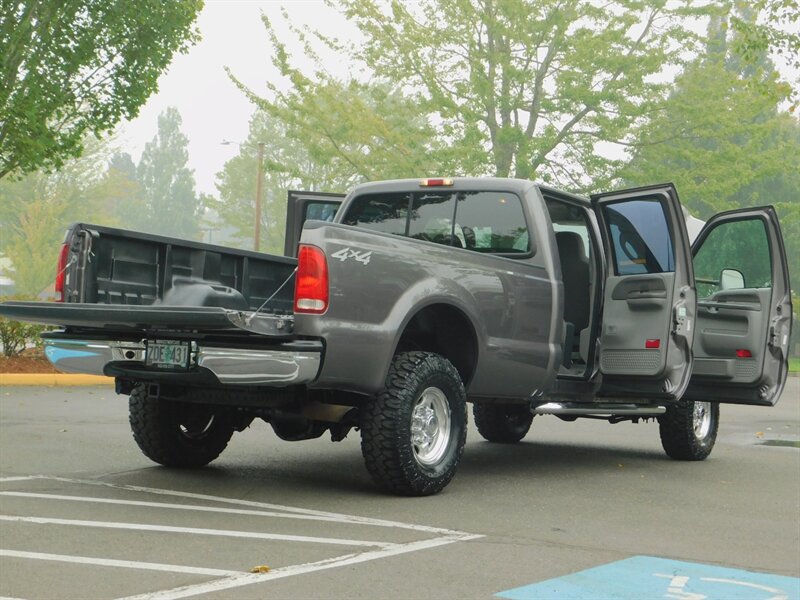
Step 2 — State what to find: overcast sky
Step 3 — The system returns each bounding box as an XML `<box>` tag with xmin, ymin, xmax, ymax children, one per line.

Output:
<box><xmin>117</xmin><ymin>1</ymin><xmax>355</xmax><ymax>196</ymax></box>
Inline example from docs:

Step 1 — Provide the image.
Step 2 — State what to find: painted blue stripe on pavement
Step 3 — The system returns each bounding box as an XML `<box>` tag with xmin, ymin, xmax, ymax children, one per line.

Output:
<box><xmin>496</xmin><ymin>556</ymin><xmax>800</xmax><ymax>600</ymax></box>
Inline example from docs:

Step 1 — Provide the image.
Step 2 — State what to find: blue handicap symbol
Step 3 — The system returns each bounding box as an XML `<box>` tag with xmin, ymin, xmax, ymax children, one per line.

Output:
<box><xmin>496</xmin><ymin>556</ymin><xmax>800</xmax><ymax>600</ymax></box>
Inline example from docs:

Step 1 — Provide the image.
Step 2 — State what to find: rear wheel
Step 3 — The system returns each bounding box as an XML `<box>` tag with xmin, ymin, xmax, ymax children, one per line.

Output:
<box><xmin>473</xmin><ymin>403</ymin><xmax>533</xmax><ymax>443</ymax></box>
<box><xmin>658</xmin><ymin>399</ymin><xmax>719</xmax><ymax>460</ymax></box>
<box><xmin>129</xmin><ymin>385</ymin><xmax>234</xmax><ymax>468</ymax></box>
<box><xmin>360</xmin><ymin>351</ymin><xmax>467</xmax><ymax>496</ymax></box>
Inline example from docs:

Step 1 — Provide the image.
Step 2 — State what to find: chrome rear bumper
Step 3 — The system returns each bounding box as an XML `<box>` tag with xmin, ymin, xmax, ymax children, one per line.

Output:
<box><xmin>43</xmin><ymin>338</ymin><xmax>321</xmax><ymax>386</ymax></box>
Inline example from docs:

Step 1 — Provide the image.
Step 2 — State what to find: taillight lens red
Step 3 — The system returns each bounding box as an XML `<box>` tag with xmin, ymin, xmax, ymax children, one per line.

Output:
<box><xmin>55</xmin><ymin>243</ymin><xmax>69</xmax><ymax>302</ymax></box>
<box><xmin>294</xmin><ymin>245</ymin><xmax>328</xmax><ymax>314</ymax></box>
<box><xmin>645</xmin><ymin>339</ymin><xmax>661</xmax><ymax>349</ymax></box>
<box><xmin>736</xmin><ymin>349</ymin><xmax>752</xmax><ymax>358</ymax></box>
<box><xmin>419</xmin><ymin>177</ymin><xmax>454</xmax><ymax>187</ymax></box>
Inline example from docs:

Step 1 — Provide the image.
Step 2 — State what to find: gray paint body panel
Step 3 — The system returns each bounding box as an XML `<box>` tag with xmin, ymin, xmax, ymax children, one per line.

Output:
<box><xmin>297</xmin><ymin>220</ymin><xmax>558</xmax><ymax>396</ymax></box>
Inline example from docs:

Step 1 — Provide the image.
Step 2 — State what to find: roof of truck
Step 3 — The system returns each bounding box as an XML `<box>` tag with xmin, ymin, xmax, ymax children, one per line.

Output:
<box><xmin>348</xmin><ymin>177</ymin><xmax>539</xmax><ymax>196</ymax></box>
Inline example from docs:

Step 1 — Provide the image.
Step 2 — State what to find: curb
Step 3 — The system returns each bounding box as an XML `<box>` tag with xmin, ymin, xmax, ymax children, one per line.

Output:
<box><xmin>0</xmin><ymin>373</ymin><xmax>113</xmax><ymax>386</ymax></box>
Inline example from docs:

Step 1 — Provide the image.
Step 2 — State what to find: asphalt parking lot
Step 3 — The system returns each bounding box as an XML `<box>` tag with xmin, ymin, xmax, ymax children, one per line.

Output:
<box><xmin>1</xmin><ymin>380</ymin><xmax>798</xmax><ymax>600</ymax></box>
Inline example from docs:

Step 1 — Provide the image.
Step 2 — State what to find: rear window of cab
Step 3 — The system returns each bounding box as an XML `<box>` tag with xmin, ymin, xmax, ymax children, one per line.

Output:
<box><xmin>342</xmin><ymin>191</ymin><xmax>531</xmax><ymax>255</ymax></box>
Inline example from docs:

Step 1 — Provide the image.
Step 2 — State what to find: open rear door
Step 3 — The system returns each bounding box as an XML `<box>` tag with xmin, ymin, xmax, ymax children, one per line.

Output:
<box><xmin>684</xmin><ymin>206</ymin><xmax>792</xmax><ymax>406</ymax></box>
<box><xmin>284</xmin><ymin>191</ymin><xmax>345</xmax><ymax>257</ymax></box>
<box><xmin>590</xmin><ymin>184</ymin><xmax>696</xmax><ymax>401</ymax></box>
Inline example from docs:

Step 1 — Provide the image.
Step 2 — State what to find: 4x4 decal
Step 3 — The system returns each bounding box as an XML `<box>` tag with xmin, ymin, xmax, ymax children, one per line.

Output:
<box><xmin>331</xmin><ymin>247</ymin><xmax>372</xmax><ymax>265</ymax></box>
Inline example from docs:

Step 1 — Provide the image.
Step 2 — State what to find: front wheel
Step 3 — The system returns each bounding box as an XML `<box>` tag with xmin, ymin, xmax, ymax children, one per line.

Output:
<box><xmin>129</xmin><ymin>385</ymin><xmax>234</xmax><ymax>468</ymax></box>
<box><xmin>658</xmin><ymin>399</ymin><xmax>719</xmax><ymax>460</ymax></box>
<box><xmin>360</xmin><ymin>351</ymin><xmax>467</xmax><ymax>496</ymax></box>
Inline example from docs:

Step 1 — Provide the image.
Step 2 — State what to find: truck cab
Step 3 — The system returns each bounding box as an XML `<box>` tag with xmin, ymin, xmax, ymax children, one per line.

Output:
<box><xmin>288</xmin><ymin>181</ymin><xmax>791</xmax><ymax>409</ymax></box>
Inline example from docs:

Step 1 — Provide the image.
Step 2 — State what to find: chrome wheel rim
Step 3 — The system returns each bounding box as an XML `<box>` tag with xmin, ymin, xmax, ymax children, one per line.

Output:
<box><xmin>692</xmin><ymin>401</ymin><xmax>712</xmax><ymax>440</ymax></box>
<box><xmin>410</xmin><ymin>387</ymin><xmax>451</xmax><ymax>466</ymax></box>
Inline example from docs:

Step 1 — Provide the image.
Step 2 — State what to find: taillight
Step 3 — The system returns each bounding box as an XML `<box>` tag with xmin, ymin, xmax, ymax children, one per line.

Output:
<box><xmin>736</xmin><ymin>349</ymin><xmax>752</xmax><ymax>358</ymax></box>
<box><xmin>645</xmin><ymin>339</ymin><xmax>661</xmax><ymax>349</ymax></box>
<box><xmin>419</xmin><ymin>178</ymin><xmax>454</xmax><ymax>187</ymax></box>
<box><xmin>55</xmin><ymin>243</ymin><xmax>69</xmax><ymax>302</ymax></box>
<box><xmin>294</xmin><ymin>245</ymin><xmax>328</xmax><ymax>314</ymax></box>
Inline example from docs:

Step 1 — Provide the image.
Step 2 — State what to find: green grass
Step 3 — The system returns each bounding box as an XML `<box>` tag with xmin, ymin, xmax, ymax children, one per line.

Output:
<box><xmin>790</xmin><ymin>357</ymin><xmax>800</xmax><ymax>373</ymax></box>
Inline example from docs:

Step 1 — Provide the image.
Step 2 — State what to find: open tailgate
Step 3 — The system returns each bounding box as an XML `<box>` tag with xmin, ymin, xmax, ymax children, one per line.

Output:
<box><xmin>0</xmin><ymin>301</ymin><xmax>294</xmax><ymax>337</ymax></box>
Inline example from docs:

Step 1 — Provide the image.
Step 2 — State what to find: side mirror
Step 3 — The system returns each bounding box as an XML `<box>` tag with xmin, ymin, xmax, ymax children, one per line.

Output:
<box><xmin>719</xmin><ymin>268</ymin><xmax>745</xmax><ymax>291</ymax></box>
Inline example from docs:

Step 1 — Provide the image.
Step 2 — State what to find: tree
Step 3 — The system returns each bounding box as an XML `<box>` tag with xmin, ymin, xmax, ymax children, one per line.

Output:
<box><xmin>229</xmin><ymin>69</ymin><xmax>445</xmax><ymax>187</ymax></box>
<box><xmin>0</xmin><ymin>0</ymin><xmax>203</xmax><ymax>179</ymax></box>
<box><xmin>0</xmin><ymin>136</ymin><xmax>117</xmax><ymax>295</ymax></box>
<box><xmin>729</xmin><ymin>0</ymin><xmax>800</xmax><ymax>110</ymax></box>
<box><xmin>620</xmin><ymin>61</ymin><xmax>797</xmax><ymax>215</ymax></box>
<box><xmin>136</xmin><ymin>107</ymin><xmax>203</xmax><ymax>239</ymax></box>
<box><xmin>239</xmin><ymin>0</ymin><xmax>707</xmax><ymax>190</ymax></box>
<box><xmin>89</xmin><ymin>152</ymin><xmax>148</xmax><ymax>231</ymax></box>
<box><xmin>211</xmin><ymin>111</ymin><xmax>352</xmax><ymax>254</ymax></box>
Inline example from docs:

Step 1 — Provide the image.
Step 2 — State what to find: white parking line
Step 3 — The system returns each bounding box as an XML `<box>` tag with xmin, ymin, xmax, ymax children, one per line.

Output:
<box><xmin>116</xmin><ymin>534</ymin><xmax>484</xmax><ymax>600</ymax></box>
<box><xmin>0</xmin><ymin>549</ymin><xmax>240</xmax><ymax>577</ymax></box>
<box><xmin>0</xmin><ymin>515</ymin><xmax>396</xmax><ymax>548</ymax></box>
<box><xmin>0</xmin><ymin>491</ymin><xmax>413</xmax><ymax>527</ymax></box>
<box><xmin>0</xmin><ymin>475</ymin><xmax>484</xmax><ymax>600</ymax></box>
<box><xmin>26</xmin><ymin>475</ymin><xmax>466</xmax><ymax>535</ymax></box>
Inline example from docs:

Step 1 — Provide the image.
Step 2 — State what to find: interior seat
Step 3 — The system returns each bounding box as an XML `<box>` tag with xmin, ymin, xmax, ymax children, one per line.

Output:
<box><xmin>555</xmin><ymin>231</ymin><xmax>590</xmax><ymax>354</ymax></box>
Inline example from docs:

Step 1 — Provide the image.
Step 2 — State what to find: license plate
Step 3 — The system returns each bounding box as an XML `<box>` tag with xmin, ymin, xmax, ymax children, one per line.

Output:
<box><xmin>146</xmin><ymin>340</ymin><xmax>190</xmax><ymax>369</ymax></box>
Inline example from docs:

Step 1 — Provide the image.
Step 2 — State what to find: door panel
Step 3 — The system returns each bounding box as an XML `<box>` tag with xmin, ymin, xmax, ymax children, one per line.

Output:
<box><xmin>284</xmin><ymin>191</ymin><xmax>345</xmax><ymax>257</ymax></box>
<box><xmin>590</xmin><ymin>184</ymin><xmax>696</xmax><ymax>401</ymax></box>
<box><xmin>601</xmin><ymin>273</ymin><xmax>674</xmax><ymax>377</ymax></box>
<box><xmin>685</xmin><ymin>207</ymin><xmax>792</xmax><ymax>406</ymax></box>
<box><xmin>691</xmin><ymin>288</ymin><xmax>769</xmax><ymax>382</ymax></box>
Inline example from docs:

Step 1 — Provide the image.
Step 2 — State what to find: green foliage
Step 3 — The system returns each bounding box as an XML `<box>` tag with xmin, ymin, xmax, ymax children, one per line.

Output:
<box><xmin>302</xmin><ymin>0</ymin><xmax>709</xmax><ymax>189</ymax></box>
<box><xmin>0</xmin><ymin>297</ymin><xmax>46</xmax><ymax>356</ymax></box>
<box><xmin>0</xmin><ymin>0</ymin><xmax>203</xmax><ymax>179</ymax></box>
<box><xmin>0</xmin><ymin>108</ymin><xmax>202</xmax><ymax>294</ymax></box>
<box><xmin>137</xmin><ymin>107</ymin><xmax>203</xmax><ymax>239</ymax></box>
<box><xmin>208</xmin><ymin>99</ymin><xmax>424</xmax><ymax>254</ymax></box>
<box><xmin>729</xmin><ymin>0</ymin><xmax>800</xmax><ymax>110</ymax></box>
<box><xmin>619</xmin><ymin>3</ymin><xmax>800</xmax><ymax>297</ymax></box>
<box><xmin>244</xmin><ymin>0</ymin><xmax>707</xmax><ymax>190</ymax></box>
<box><xmin>693</xmin><ymin>219</ymin><xmax>773</xmax><ymax>297</ymax></box>
<box><xmin>212</xmin><ymin>114</ymin><xmax>299</xmax><ymax>253</ymax></box>
<box><xmin>0</xmin><ymin>136</ymin><xmax>123</xmax><ymax>295</ymax></box>
<box><xmin>228</xmin><ymin>28</ymin><xmax>443</xmax><ymax>186</ymax></box>
<box><xmin>89</xmin><ymin>152</ymin><xmax>148</xmax><ymax>231</ymax></box>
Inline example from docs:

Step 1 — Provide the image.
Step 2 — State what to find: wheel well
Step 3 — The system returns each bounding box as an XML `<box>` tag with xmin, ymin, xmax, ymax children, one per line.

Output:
<box><xmin>395</xmin><ymin>304</ymin><xmax>478</xmax><ymax>386</ymax></box>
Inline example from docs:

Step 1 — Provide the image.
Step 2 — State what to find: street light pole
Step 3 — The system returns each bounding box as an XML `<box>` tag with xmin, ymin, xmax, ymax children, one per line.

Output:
<box><xmin>221</xmin><ymin>139</ymin><xmax>267</xmax><ymax>252</ymax></box>
<box><xmin>254</xmin><ymin>142</ymin><xmax>265</xmax><ymax>251</ymax></box>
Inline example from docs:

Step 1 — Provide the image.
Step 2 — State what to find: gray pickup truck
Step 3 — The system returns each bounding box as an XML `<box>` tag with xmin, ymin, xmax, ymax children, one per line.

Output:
<box><xmin>1</xmin><ymin>178</ymin><xmax>792</xmax><ymax>495</ymax></box>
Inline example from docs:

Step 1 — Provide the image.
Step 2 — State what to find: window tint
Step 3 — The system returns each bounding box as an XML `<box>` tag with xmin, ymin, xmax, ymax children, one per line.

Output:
<box><xmin>604</xmin><ymin>198</ymin><xmax>674</xmax><ymax>275</ymax></box>
<box><xmin>693</xmin><ymin>218</ymin><xmax>772</xmax><ymax>298</ymax></box>
<box><xmin>546</xmin><ymin>198</ymin><xmax>592</xmax><ymax>258</ymax></box>
<box><xmin>455</xmin><ymin>191</ymin><xmax>530</xmax><ymax>254</ymax></box>
<box><xmin>342</xmin><ymin>189</ymin><xmax>531</xmax><ymax>255</ymax></box>
<box><xmin>408</xmin><ymin>192</ymin><xmax>457</xmax><ymax>245</ymax></box>
<box><xmin>342</xmin><ymin>193</ymin><xmax>409</xmax><ymax>236</ymax></box>
<box><xmin>304</xmin><ymin>201</ymin><xmax>339</xmax><ymax>223</ymax></box>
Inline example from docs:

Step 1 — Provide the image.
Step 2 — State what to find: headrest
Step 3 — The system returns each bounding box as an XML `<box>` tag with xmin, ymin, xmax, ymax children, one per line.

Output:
<box><xmin>555</xmin><ymin>231</ymin><xmax>586</xmax><ymax>261</ymax></box>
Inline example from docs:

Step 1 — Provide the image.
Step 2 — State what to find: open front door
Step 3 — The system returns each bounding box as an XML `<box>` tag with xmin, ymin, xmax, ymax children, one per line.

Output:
<box><xmin>590</xmin><ymin>184</ymin><xmax>696</xmax><ymax>401</ymax></box>
<box><xmin>684</xmin><ymin>206</ymin><xmax>792</xmax><ymax>406</ymax></box>
<box><xmin>284</xmin><ymin>190</ymin><xmax>345</xmax><ymax>257</ymax></box>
